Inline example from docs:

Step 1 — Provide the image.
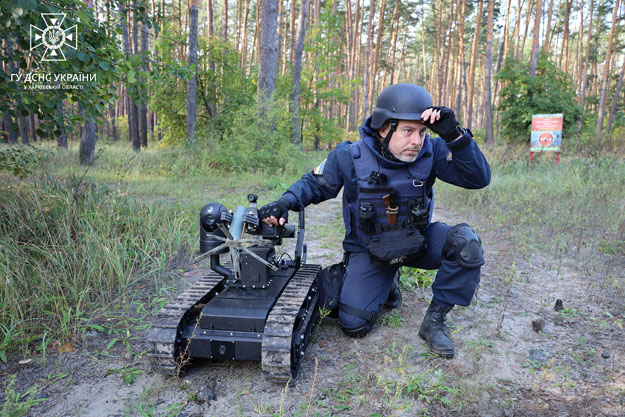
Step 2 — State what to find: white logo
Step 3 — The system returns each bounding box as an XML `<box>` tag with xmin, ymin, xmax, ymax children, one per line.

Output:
<box><xmin>30</xmin><ymin>13</ymin><xmax>78</xmax><ymax>61</ymax></box>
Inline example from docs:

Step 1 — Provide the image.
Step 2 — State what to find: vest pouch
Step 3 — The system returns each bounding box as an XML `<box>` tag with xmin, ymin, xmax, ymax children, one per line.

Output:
<box><xmin>367</xmin><ymin>227</ymin><xmax>426</xmax><ymax>266</ymax></box>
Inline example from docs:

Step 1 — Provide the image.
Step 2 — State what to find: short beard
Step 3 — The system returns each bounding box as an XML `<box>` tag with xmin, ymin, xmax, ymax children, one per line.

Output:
<box><xmin>391</xmin><ymin>150</ymin><xmax>419</xmax><ymax>163</ymax></box>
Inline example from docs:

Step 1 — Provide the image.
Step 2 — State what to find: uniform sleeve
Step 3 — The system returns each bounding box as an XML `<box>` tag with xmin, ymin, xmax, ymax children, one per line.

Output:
<box><xmin>280</xmin><ymin>142</ymin><xmax>349</xmax><ymax>210</ymax></box>
<box><xmin>431</xmin><ymin>133</ymin><xmax>491</xmax><ymax>189</ymax></box>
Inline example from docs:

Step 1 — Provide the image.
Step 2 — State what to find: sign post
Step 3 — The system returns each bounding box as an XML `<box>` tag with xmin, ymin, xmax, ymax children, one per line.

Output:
<box><xmin>530</xmin><ymin>114</ymin><xmax>563</xmax><ymax>165</ymax></box>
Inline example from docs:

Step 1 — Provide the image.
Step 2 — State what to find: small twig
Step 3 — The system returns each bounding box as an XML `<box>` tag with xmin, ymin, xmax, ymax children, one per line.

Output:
<box><xmin>305</xmin><ymin>357</ymin><xmax>319</xmax><ymax>417</ymax></box>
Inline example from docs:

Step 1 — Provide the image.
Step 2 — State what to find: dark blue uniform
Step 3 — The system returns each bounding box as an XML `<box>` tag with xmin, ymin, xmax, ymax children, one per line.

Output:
<box><xmin>281</xmin><ymin>117</ymin><xmax>491</xmax><ymax>333</ymax></box>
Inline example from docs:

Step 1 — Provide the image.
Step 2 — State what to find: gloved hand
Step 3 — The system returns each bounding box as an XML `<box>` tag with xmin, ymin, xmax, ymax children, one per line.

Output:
<box><xmin>259</xmin><ymin>198</ymin><xmax>290</xmax><ymax>226</ymax></box>
<box><xmin>421</xmin><ymin>106</ymin><xmax>465</xmax><ymax>143</ymax></box>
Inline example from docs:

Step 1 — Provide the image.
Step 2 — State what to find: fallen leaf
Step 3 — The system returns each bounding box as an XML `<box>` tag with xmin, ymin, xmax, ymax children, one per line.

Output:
<box><xmin>19</xmin><ymin>359</ymin><xmax>33</xmax><ymax>364</ymax></box>
<box><xmin>58</xmin><ymin>341</ymin><xmax>76</xmax><ymax>354</ymax></box>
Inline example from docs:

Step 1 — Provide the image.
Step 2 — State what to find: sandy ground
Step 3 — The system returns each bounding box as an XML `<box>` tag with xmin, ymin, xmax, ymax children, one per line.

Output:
<box><xmin>3</xmin><ymin>195</ymin><xmax>624</xmax><ymax>417</ymax></box>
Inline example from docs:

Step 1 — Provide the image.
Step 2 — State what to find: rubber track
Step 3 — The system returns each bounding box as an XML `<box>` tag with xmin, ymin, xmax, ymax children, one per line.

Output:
<box><xmin>261</xmin><ymin>264</ymin><xmax>320</xmax><ymax>383</ymax></box>
<box><xmin>147</xmin><ymin>270</ymin><xmax>226</xmax><ymax>376</ymax></box>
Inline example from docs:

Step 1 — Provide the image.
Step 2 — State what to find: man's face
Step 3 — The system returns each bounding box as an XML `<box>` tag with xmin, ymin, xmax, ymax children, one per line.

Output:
<box><xmin>379</xmin><ymin>120</ymin><xmax>427</xmax><ymax>162</ymax></box>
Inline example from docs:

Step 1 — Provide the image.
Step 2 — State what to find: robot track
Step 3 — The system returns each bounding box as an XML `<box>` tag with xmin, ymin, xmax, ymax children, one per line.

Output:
<box><xmin>147</xmin><ymin>270</ymin><xmax>227</xmax><ymax>376</ymax></box>
<box><xmin>262</xmin><ymin>264</ymin><xmax>320</xmax><ymax>383</ymax></box>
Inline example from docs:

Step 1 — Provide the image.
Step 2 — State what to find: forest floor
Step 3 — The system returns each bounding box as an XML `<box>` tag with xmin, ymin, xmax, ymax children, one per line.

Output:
<box><xmin>3</xmin><ymin>193</ymin><xmax>625</xmax><ymax>417</ymax></box>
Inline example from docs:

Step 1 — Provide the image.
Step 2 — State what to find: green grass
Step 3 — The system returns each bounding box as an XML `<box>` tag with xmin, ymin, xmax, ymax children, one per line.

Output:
<box><xmin>435</xmin><ymin>147</ymin><xmax>625</xmax><ymax>299</ymax></box>
<box><xmin>0</xmin><ymin>141</ymin><xmax>324</xmax><ymax>358</ymax></box>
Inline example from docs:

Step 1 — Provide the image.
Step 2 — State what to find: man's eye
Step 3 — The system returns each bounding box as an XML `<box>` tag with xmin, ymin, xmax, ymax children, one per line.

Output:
<box><xmin>404</xmin><ymin>129</ymin><xmax>412</xmax><ymax>134</ymax></box>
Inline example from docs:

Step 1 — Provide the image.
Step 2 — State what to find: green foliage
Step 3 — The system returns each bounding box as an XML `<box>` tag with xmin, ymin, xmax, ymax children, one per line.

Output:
<box><xmin>0</xmin><ymin>0</ymin><xmax>132</xmax><ymax>139</ymax></box>
<box><xmin>435</xmin><ymin>151</ymin><xmax>625</xmax><ymax>297</ymax></box>
<box><xmin>0</xmin><ymin>145</ymin><xmax>45</xmax><ymax>177</ymax></box>
<box><xmin>0</xmin><ymin>175</ymin><xmax>192</xmax><ymax>354</ymax></box>
<box><xmin>400</xmin><ymin>268</ymin><xmax>435</xmax><ymax>290</ymax></box>
<box><xmin>1</xmin><ymin>374</ymin><xmax>47</xmax><ymax>417</ymax></box>
<box><xmin>496</xmin><ymin>56</ymin><xmax>582</xmax><ymax>144</ymax></box>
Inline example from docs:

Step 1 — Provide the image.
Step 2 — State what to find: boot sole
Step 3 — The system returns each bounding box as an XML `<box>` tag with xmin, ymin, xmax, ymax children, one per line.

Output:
<box><xmin>418</xmin><ymin>331</ymin><xmax>455</xmax><ymax>359</ymax></box>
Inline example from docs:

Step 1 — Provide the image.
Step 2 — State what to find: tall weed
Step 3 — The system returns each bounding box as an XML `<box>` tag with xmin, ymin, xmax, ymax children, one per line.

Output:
<box><xmin>0</xmin><ymin>176</ymin><xmax>193</xmax><ymax>353</ymax></box>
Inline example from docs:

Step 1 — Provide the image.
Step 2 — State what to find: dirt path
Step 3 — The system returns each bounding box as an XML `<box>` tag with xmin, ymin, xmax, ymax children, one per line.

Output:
<box><xmin>4</xmin><ymin>195</ymin><xmax>624</xmax><ymax>416</ymax></box>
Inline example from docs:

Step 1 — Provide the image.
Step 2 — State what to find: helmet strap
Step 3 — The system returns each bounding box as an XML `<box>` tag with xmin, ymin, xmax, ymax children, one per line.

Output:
<box><xmin>381</xmin><ymin>119</ymin><xmax>398</xmax><ymax>156</ymax></box>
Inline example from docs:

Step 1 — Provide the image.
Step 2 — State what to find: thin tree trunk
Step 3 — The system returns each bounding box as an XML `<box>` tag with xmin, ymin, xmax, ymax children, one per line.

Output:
<box><xmin>17</xmin><ymin>115</ymin><xmax>28</xmax><ymax>145</ymax></box>
<box><xmin>578</xmin><ymin>0</ymin><xmax>594</xmax><ymax>129</ymax></box>
<box><xmin>513</xmin><ymin>0</ymin><xmax>524</xmax><ymax>59</ymax></box>
<box><xmin>529</xmin><ymin>0</ymin><xmax>543</xmax><ymax>76</ymax></box>
<box><xmin>388</xmin><ymin>0</ymin><xmax>401</xmax><ymax>85</ymax></box>
<box><xmin>606</xmin><ymin>54</ymin><xmax>625</xmax><ymax>136</ymax></box>
<box><xmin>455</xmin><ymin>0</ymin><xmax>467</xmax><ymax>121</ymax></box>
<box><xmin>289</xmin><ymin>0</ymin><xmax>297</xmax><ymax>64</ymax></box>
<box><xmin>78</xmin><ymin>102</ymin><xmax>97</xmax><ymax>166</ymax></box>
<box><xmin>484</xmin><ymin>0</ymin><xmax>495</xmax><ymax>144</ymax></box>
<box><xmin>258</xmin><ymin>0</ymin><xmax>279</xmax><ymax>103</ymax></box>
<box><xmin>240</xmin><ymin>0</ymin><xmax>250</xmax><ymax>67</ymax></box>
<box><xmin>56</xmin><ymin>103</ymin><xmax>68</xmax><ymax>148</ymax></box>
<box><xmin>467</xmin><ymin>0</ymin><xmax>483</xmax><ymax>130</ymax></box>
<box><xmin>187</xmin><ymin>0</ymin><xmax>199</xmax><ymax>141</ymax></box>
<box><xmin>371</xmin><ymin>0</ymin><xmax>387</xmax><ymax>110</ymax></box>
<box><xmin>561</xmin><ymin>0</ymin><xmax>572</xmax><ymax>73</ymax></box>
<box><xmin>520</xmin><ymin>0</ymin><xmax>535</xmax><ymax>59</ymax></box>
<box><xmin>224</xmin><ymin>0</ymin><xmax>228</xmax><ymax>42</ymax></box>
<box><xmin>595</xmin><ymin>0</ymin><xmax>621</xmax><ymax>143</ymax></box>
<box><xmin>290</xmin><ymin>0</ymin><xmax>309</xmax><ymax>148</ymax></box>
<box><xmin>120</xmin><ymin>2</ymin><xmax>140</xmax><ymax>151</ymax></box>
<box><xmin>139</xmin><ymin>21</ymin><xmax>149</xmax><ymax>147</ymax></box>
<box><xmin>29</xmin><ymin>113</ymin><xmax>37</xmax><ymax>143</ymax></box>
<box><xmin>362</xmin><ymin>0</ymin><xmax>376</xmax><ymax>123</ymax></box>
<box><xmin>542</xmin><ymin>0</ymin><xmax>555</xmax><ymax>53</ymax></box>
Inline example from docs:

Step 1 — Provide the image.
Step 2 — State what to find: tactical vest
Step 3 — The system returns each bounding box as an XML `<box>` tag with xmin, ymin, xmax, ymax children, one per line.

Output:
<box><xmin>344</xmin><ymin>137</ymin><xmax>434</xmax><ymax>247</ymax></box>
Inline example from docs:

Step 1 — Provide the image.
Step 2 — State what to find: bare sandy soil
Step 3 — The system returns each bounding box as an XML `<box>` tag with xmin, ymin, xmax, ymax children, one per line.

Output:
<box><xmin>3</xmin><ymin>195</ymin><xmax>624</xmax><ymax>417</ymax></box>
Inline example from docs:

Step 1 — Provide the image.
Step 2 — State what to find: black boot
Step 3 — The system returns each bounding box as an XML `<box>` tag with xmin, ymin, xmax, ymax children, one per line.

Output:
<box><xmin>384</xmin><ymin>270</ymin><xmax>402</xmax><ymax>309</ymax></box>
<box><xmin>418</xmin><ymin>302</ymin><xmax>455</xmax><ymax>358</ymax></box>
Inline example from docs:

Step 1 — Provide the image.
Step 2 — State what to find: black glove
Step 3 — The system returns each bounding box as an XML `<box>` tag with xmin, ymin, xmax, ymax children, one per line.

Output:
<box><xmin>422</xmin><ymin>106</ymin><xmax>465</xmax><ymax>143</ymax></box>
<box><xmin>259</xmin><ymin>198</ymin><xmax>291</xmax><ymax>224</ymax></box>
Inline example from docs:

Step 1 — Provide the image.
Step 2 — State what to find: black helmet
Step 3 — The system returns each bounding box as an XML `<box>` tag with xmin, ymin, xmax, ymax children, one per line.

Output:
<box><xmin>371</xmin><ymin>83</ymin><xmax>433</xmax><ymax>129</ymax></box>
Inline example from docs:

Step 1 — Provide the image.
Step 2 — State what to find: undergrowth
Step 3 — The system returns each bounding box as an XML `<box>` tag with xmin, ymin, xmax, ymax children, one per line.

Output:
<box><xmin>435</xmin><ymin>145</ymin><xmax>625</xmax><ymax>304</ymax></box>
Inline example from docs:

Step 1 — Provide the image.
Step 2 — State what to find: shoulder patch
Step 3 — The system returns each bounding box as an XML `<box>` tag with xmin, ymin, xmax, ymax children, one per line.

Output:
<box><xmin>313</xmin><ymin>159</ymin><xmax>327</xmax><ymax>176</ymax></box>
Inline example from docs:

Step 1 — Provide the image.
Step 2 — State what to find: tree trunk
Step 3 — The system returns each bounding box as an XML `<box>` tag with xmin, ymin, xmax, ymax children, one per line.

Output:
<box><xmin>561</xmin><ymin>0</ymin><xmax>572</xmax><ymax>73</ymax></box>
<box><xmin>79</xmin><ymin>104</ymin><xmax>97</xmax><ymax>166</ymax></box>
<box><xmin>290</xmin><ymin>0</ymin><xmax>309</xmax><ymax>148</ymax></box>
<box><xmin>578</xmin><ymin>0</ymin><xmax>594</xmax><ymax>129</ymax></box>
<box><xmin>19</xmin><ymin>115</ymin><xmax>29</xmax><ymax>145</ymax></box>
<box><xmin>224</xmin><ymin>0</ymin><xmax>228</xmax><ymax>42</ymax></box>
<box><xmin>29</xmin><ymin>113</ymin><xmax>37</xmax><ymax>143</ymax></box>
<box><xmin>187</xmin><ymin>0</ymin><xmax>199</xmax><ymax>141</ymax></box>
<box><xmin>542</xmin><ymin>0</ymin><xmax>554</xmax><ymax>53</ymax></box>
<box><xmin>455</xmin><ymin>0</ymin><xmax>467</xmax><ymax>121</ymax></box>
<box><xmin>56</xmin><ymin>103</ymin><xmax>68</xmax><ymax>148</ymax></box>
<box><xmin>529</xmin><ymin>0</ymin><xmax>542</xmax><ymax>76</ymax></box>
<box><xmin>362</xmin><ymin>0</ymin><xmax>376</xmax><ymax>122</ymax></box>
<box><xmin>595</xmin><ymin>0</ymin><xmax>621</xmax><ymax>144</ymax></box>
<box><xmin>258</xmin><ymin>0</ymin><xmax>279</xmax><ymax>103</ymax></box>
<box><xmin>121</xmin><ymin>3</ymin><xmax>140</xmax><ymax>151</ymax></box>
<box><xmin>606</xmin><ymin>54</ymin><xmax>625</xmax><ymax>136</ymax></box>
<box><xmin>467</xmin><ymin>0</ymin><xmax>483</xmax><ymax>130</ymax></box>
<box><xmin>512</xmin><ymin>0</ymin><xmax>523</xmax><ymax>59</ymax></box>
<box><xmin>240</xmin><ymin>0</ymin><xmax>250</xmax><ymax>67</ymax></box>
<box><xmin>139</xmin><ymin>21</ymin><xmax>149</xmax><ymax>147</ymax></box>
<box><xmin>520</xmin><ymin>0</ymin><xmax>535</xmax><ymax>59</ymax></box>
<box><xmin>484</xmin><ymin>0</ymin><xmax>495</xmax><ymax>144</ymax></box>
<box><xmin>371</xmin><ymin>0</ymin><xmax>387</xmax><ymax>111</ymax></box>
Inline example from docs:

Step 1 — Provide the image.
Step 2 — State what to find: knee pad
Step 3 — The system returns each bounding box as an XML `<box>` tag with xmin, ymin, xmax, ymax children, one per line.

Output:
<box><xmin>442</xmin><ymin>223</ymin><xmax>484</xmax><ymax>268</ymax></box>
<box><xmin>340</xmin><ymin>322</ymin><xmax>373</xmax><ymax>338</ymax></box>
<box><xmin>338</xmin><ymin>303</ymin><xmax>378</xmax><ymax>337</ymax></box>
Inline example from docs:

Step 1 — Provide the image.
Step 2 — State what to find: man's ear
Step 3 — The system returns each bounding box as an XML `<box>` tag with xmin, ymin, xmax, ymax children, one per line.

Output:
<box><xmin>378</xmin><ymin>122</ymin><xmax>390</xmax><ymax>139</ymax></box>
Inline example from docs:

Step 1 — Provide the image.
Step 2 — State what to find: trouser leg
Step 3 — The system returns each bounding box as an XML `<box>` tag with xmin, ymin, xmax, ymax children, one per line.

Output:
<box><xmin>405</xmin><ymin>222</ymin><xmax>482</xmax><ymax>307</ymax></box>
<box><xmin>338</xmin><ymin>251</ymin><xmax>398</xmax><ymax>337</ymax></box>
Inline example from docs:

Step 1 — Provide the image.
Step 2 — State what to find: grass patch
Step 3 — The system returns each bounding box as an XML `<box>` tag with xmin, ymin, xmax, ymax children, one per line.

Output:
<box><xmin>435</xmin><ymin>147</ymin><xmax>625</xmax><ymax>301</ymax></box>
<box><xmin>0</xmin><ymin>141</ymin><xmax>324</xmax><ymax>359</ymax></box>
